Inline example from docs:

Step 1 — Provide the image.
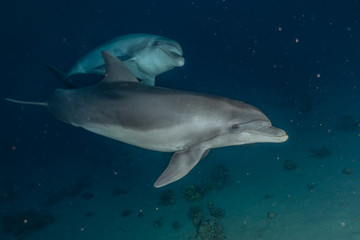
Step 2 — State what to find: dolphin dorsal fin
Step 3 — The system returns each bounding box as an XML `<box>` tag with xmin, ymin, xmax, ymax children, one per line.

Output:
<box><xmin>101</xmin><ymin>51</ymin><xmax>139</xmax><ymax>83</ymax></box>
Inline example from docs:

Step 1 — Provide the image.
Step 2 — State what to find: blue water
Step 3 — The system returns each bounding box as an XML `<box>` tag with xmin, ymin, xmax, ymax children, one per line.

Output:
<box><xmin>1</xmin><ymin>1</ymin><xmax>360</xmax><ymax>239</ymax></box>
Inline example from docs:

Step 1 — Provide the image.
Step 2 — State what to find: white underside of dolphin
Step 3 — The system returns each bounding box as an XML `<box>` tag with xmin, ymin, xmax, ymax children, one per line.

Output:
<box><xmin>6</xmin><ymin>51</ymin><xmax>288</xmax><ymax>188</ymax></box>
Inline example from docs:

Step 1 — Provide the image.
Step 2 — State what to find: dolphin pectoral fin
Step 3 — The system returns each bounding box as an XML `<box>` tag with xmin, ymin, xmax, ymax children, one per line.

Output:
<box><xmin>154</xmin><ymin>147</ymin><xmax>210</xmax><ymax>188</ymax></box>
<box><xmin>118</xmin><ymin>54</ymin><xmax>134</xmax><ymax>62</ymax></box>
<box><xmin>45</xmin><ymin>64</ymin><xmax>76</xmax><ymax>89</ymax></box>
<box><xmin>140</xmin><ymin>77</ymin><xmax>155</xmax><ymax>86</ymax></box>
<box><xmin>93</xmin><ymin>64</ymin><xmax>106</xmax><ymax>73</ymax></box>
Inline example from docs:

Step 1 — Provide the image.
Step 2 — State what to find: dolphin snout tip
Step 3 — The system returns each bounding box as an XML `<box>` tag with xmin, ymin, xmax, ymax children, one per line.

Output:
<box><xmin>279</xmin><ymin>130</ymin><xmax>289</xmax><ymax>142</ymax></box>
<box><xmin>282</xmin><ymin>133</ymin><xmax>289</xmax><ymax>142</ymax></box>
<box><xmin>177</xmin><ymin>57</ymin><xmax>185</xmax><ymax>67</ymax></box>
<box><xmin>269</xmin><ymin>127</ymin><xmax>288</xmax><ymax>142</ymax></box>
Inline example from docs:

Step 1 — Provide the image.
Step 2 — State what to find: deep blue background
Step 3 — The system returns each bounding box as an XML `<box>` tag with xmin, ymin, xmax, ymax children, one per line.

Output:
<box><xmin>1</xmin><ymin>0</ymin><xmax>360</xmax><ymax>230</ymax></box>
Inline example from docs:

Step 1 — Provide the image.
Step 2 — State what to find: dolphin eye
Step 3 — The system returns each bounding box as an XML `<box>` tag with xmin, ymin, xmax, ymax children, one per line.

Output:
<box><xmin>153</xmin><ymin>41</ymin><xmax>161</xmax><ymax>47</ymax></box>
<box><xmin>231</xmin><ymin>124</ymin><xmax>241</xmax><ymax>131</ymax></box>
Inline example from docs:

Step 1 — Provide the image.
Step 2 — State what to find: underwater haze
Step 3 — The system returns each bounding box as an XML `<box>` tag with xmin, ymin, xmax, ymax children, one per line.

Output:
<box><xmin>1</xmin><ymin>0</ymin><xmax>360</xmax><ymax>239</ymax></box>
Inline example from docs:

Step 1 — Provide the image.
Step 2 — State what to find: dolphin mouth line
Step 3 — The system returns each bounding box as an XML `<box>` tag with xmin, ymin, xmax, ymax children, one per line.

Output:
<box><xmin>164</xmin><ymin>49</ymin><xmax>183</xmax><ymax>59</ymax></box>
<box><xmin>249</xmin><ymin>132</ymin><xmax>289</xmax><ymax>143</ymax></box>
<box><xmin>246</xmin><ymin>129</ymin><xmax>288</xmax><ymax>138</ymax></box>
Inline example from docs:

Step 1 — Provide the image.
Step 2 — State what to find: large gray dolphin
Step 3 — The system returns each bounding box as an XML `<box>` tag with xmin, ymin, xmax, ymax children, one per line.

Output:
<box><xmin>48</xmin><ymin>33</ymin><xmax>185</xmax><ymax>87</ymax></box>
<box><xmin>6</xmin><ymin>52</ymin><xmax>288</xmax><ymax>188</ymax></box>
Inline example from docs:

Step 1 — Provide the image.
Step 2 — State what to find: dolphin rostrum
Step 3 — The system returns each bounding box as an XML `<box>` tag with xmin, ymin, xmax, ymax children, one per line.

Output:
<box><xmin>47</xmin><ymin>33</ymin><xmax>185</xmax><ymax>87</ymax></box>
<box><xmin>6</xmin><ymin>51</ymin><xmax>288</xmax><ymax>188</ymax></box>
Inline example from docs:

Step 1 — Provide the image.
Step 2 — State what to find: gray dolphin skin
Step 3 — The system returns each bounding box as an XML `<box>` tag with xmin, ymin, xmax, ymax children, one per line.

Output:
<box><xmin>48</xmin><ymin>34</ymin><xmax>184</xmax><ymax>87</ymax></box>
<box><xmin>6</xmin><ymin>52</ymin><xmax>288</xmax><ymax>188</ymax></box>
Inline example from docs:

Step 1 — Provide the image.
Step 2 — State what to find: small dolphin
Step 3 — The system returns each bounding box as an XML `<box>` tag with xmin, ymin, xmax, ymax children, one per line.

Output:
<box><xmin>47</xmin><ymin>33</ymin><xmax>185</xmax><ymax>87</ymax></box>
<box><xmin>6</xmin><ymin>52</ymin><xmax>288</xmax><ymax>187</ymax></box>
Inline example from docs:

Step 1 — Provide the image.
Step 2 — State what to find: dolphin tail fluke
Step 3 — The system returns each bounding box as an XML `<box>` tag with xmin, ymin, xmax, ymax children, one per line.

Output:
<box><xmin>5</xmin><ymin>98</ymin><xmax>48</xmax><ymax>107</ymax></box>
<box><xmin>45</xmin><ymin>64</ymin><xmax>76</xmax><ymax>89</ymax></box>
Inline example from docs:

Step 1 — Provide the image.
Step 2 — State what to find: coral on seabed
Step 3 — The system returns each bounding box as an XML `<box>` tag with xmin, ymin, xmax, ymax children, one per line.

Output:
<box><xmin>183</xmin><ymin>185</ymin><xmax>203</xmax><ymax>202</ymax></box>
<box><xmin>187</xmin><ymin>206</ymin><xmax>203</xmax><ymax>226</ymax></box>
<box><xmin>267</xmin><ymin>211</ymin><xmax>276</xmax><ymax>219</ymax></box>
<box><xmin>153</xmin><ymin>217</ymin><xmax>163</xmax><ymax>228</ymax></box>
<box><xmin>158</xmin><ymin>189</ymin><xmax>176</xmax><ymax>205</ymax></box>
<box><xmin>184</xmin><ymin>166</ymin><xmax>229</xmax><ymax>239</ymax></box>
<box><xmin>342</xmin><ymin>167</ymin><xmax>353</xmax><ymax>175</ymax></box>
<box><xmin>336</xmin><ymin>115</ymin><xmax>359</xmax><ymax>132</ymax></box>
<box><xmin>183</xmin><ymin>165</ymin><xmax>230</xmax><ymax>202</ymax></box>
<box><xmin>264</xmin><ymin>193</ymin><xmax>271</xmax><ymax>199</ymax></box>
<box><xmin>187</xmin><ymin>203</ymin><xmax>226</xmax><ymax>239</ymax></box>
<box><xmin>309</xmin><ymin>145</ymin><xmax>331</xmax><ymax>159</ymax></box>
<box><xmin>137</xmin><ymin>209</ymin><xmax>144</xmax><ymax>218</ymax></box>
<box><xmin>307</xmin><ymin>183</ymin><xmax>315</xmax><ymax>192</ymax></box>
<box><xmin>172</xmin><ymin>221</ymin><xmax>181</xmax><ymax>230</ymax></box>
<box><xmin>204</xmin><ymin>165</ymin><xmax>229</xmax><ymax>191</ymax></box>
<box><xmin>207</xmin><ymin>202</ymin><xmax>226</xmax><ymax>219</ymax></box>
<box><xmin>121</xmin><ymin>209</ymin><xmax>132</xmax><ymax>217</ymax></box>
<box><xmin>283</xmin><ymin>160</ymin><xmax>297</xmax><ymax>170</ymax></box>
<box><xmin>84</xmin><ymin>212</ymin><xmax>94</xmax><ymax>218</ymax></box>
<box><xmin>81</xmin><ymin>191</ymin><xmax>94</xmax><ymax>200</ymax></box>
<box><xmin>189</xmin><ymin>218</ymin><xmax>226</xmax><ymax>240</ymax></box>
<box><xmin>112</xmin><ymin>185</ymin><xmax>130</xmax><ymax>196</ymax></box>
